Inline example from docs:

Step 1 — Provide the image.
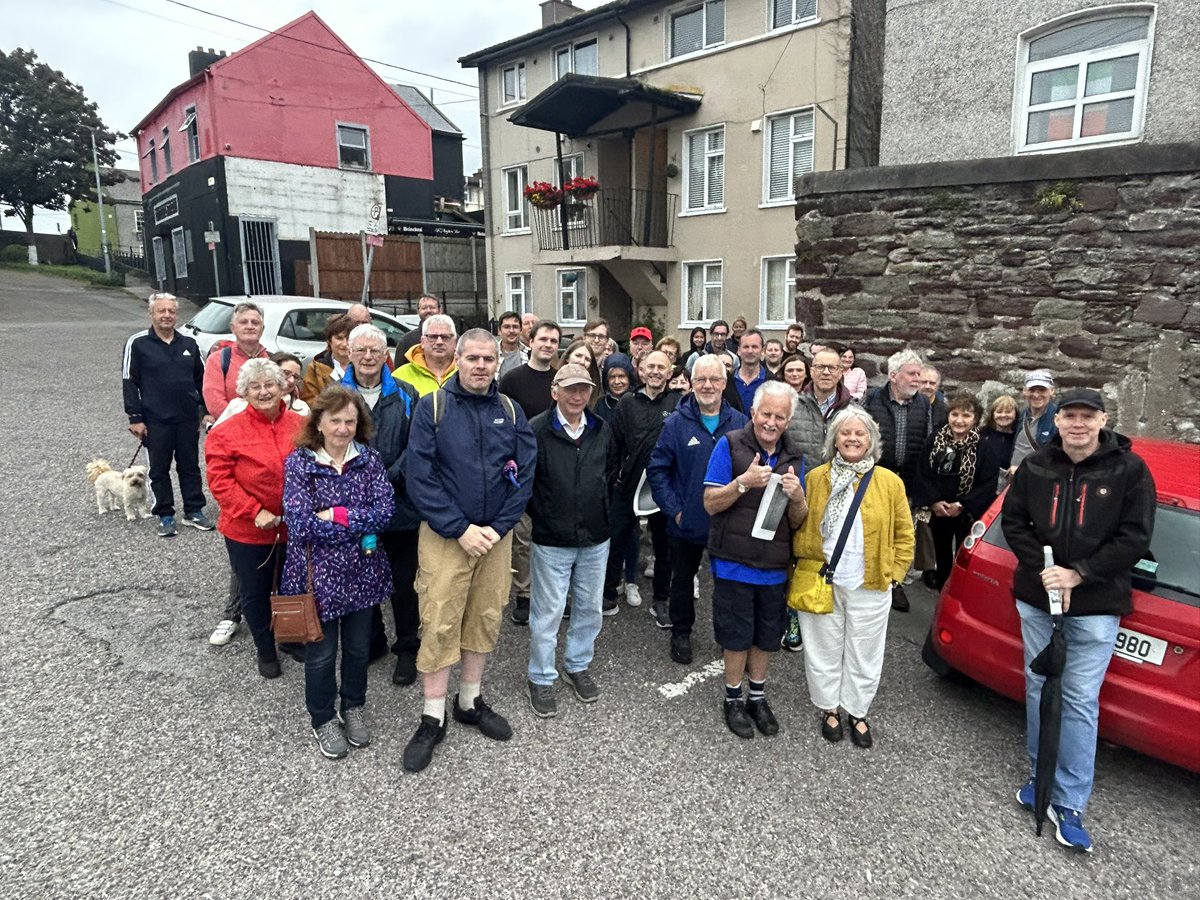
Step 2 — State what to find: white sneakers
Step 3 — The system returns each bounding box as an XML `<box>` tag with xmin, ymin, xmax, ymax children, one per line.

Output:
<box><xmin>643</xmin><ymin>556</ymin><xmax>655</xmax><ymax>578</ymax></box>
<box><xmin>694</xmin><ymin>575</ymin><xmax>700</xmax><ymax>599</ymax></box>
<box><xmin>209</xmin><ymin>619</ymin><xmax>240</xmax><ymax>646</ymax></box>
<box><xmin>625</xmin><ymin>583</ymin><xmax>643</xmax><ymax>608</ymax></box>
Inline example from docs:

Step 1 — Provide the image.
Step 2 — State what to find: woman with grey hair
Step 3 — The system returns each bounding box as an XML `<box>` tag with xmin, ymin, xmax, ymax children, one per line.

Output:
<box><xmin>205</xmin><ymin>359</ymin><xmax>308</xmax><ymax>678</ymax></box>
<box><xmin>789</xmin><ymin>406</ymin><xmax>914</xmax><ymax>748</ymax></box>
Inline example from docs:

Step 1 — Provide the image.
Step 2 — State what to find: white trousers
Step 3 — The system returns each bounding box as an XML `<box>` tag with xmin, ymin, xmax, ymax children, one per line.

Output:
<box><xmin>798</xmin><ymin>583</ymin><xmax>891</xmax><ymax>719</ymax></box>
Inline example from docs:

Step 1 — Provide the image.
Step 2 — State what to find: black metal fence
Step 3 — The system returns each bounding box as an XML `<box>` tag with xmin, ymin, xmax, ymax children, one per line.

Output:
<box><xmin>532</xmin><ymin>188</ymin><xmax>677</xmax><ymax>252</ymax></box>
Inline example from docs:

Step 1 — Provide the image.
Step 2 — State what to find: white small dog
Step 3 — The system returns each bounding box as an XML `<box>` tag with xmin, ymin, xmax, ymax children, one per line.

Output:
<box><xmin>86</xmin><ymin>459</ymin><xmax>152</xmax><ymax>521</ymax></box>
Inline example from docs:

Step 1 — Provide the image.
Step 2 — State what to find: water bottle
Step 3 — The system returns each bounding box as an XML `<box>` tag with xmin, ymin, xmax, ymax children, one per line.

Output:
<box><xmin>1043</xmin><ymin>545</ymin><xmax>1062</xmax><ymax>616</ymax></box>
<box><xmin>361</xmin><ymin>533</ymin><xmax>378</xmax><ymax>556</ymax></box>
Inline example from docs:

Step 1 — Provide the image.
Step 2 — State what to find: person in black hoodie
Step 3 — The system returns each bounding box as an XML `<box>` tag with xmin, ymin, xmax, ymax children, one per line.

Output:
<box><xmin>595</xmin><ymin>352</ymin><xmax>635</xmax><ymax>423</ymax></box>
<box><xmin>603</xmin><ymin>350</ymin><xmax>679</xmax><ymax>622</ymax></box>
<box><xmin>1001</xmin><ymin>388</ymin><xmax>1155</xmax><ymax>854</ymax></box>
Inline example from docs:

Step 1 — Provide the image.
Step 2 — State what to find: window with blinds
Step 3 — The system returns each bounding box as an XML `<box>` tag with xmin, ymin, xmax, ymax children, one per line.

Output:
<box><xmin>671</xmin><ymin>1</ymin><xmax>725</xmax><ymax>58</ymax></box>
<box><xmin>684</xmin><ymin>126</ymin><xmax>725</xmax><ymax>212</ymax></box>
<box><xmin>765</xmin><ymin>109</ymin><xmax>815</xmax><ymax>202</ymax></box>
<box><xmin>771</xmin><ymin>0</ymin><xmax>817</xmax><ymax>30</ymax></box>
<box><xmin>554</xmin><ymin>39</ymin><xmax>598</xmax><ymax>79</ymax></box>
<box><xmin>683</xmin><ymin>261</ymin><xmax>723</xmax><ymax>325</ymax></box>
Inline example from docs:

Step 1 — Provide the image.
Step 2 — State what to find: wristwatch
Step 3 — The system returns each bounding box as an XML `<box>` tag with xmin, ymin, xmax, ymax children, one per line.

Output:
<box><xmin>735</xmin><ymin>478</ymin><xmax>748</xmax><ymax>494</ymax></box>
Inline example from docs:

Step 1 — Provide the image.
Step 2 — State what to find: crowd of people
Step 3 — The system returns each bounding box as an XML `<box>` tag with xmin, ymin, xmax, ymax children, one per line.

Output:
<box><xmin>121</xmin><ymin>293</ymin><xmax>1153</xmax><ymax>853</ymax></box>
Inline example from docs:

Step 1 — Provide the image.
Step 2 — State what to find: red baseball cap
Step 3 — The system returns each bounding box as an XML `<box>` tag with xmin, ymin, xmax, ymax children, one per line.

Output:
<box><xmin>629</xmin><ymin>327</ymin><xmax>653</xmax><ymax>341</ymax></box>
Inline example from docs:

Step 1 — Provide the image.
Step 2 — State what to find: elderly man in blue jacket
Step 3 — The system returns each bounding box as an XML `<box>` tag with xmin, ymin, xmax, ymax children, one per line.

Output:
<box><xmin>646</xmin><ymin>354</ymin><xmax>748</xmax><ymax>664</ymax></box>
<box><xmin>401</xmin><ymin>328</ymin><xmax>536</xmax><ymax>773</ymax></box>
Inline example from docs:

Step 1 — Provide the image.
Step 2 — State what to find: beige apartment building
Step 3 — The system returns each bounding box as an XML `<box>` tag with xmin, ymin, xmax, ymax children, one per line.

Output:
<box><xmin>461</xmin><ymin>0</ymin><xmax>855</xmax><ymax>343</ymax></box>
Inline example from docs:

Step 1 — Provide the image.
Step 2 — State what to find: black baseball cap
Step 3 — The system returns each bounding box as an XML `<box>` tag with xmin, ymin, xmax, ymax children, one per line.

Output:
<box><xmin>1057</xmin><ymin>388</ymin><xmax>1105</xmax><ymax>412</ymax></box>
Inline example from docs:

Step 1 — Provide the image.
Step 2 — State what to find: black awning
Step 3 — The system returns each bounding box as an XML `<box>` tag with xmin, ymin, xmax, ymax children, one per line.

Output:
<box><xmin>508</xmin><ymin>74</ymin><xmax>701</xmax><ymax>138</ymax></box>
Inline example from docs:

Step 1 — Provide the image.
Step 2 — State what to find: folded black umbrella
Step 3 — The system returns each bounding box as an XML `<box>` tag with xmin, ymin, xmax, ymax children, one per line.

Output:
<box><xmin>1029</xmin><ymin>616</ymin><xmax>1068</xmax><ymax>836</ymax></box>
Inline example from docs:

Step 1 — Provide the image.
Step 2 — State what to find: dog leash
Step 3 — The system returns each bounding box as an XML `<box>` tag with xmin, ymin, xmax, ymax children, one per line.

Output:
<box><xmin>128</xmin><ymin>441</ymin><xmax>144</xmax><ymax>469</ymax></box>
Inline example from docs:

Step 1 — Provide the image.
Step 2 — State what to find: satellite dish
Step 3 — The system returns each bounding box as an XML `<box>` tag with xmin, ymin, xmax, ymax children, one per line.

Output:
<box><xmin>632</xmin><ymin>470</ymin><xmax>660</xmax><ymax>517</ymax></box>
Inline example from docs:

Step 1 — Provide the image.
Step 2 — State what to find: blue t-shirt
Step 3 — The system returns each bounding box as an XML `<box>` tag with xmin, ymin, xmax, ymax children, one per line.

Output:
<box><xmin>733</xmin><ymin>367</ymin><xmax>769</xmax><ymax>415</ymax></box>
<box><xmin>700</xmin><ymin>413</ymin><xmax>720</xmax><ymax>434</ymax></box>
<box><xmin>702</xmin><ymin>437</ymin><xmax>786</xmax><ymax>585</ymax></box>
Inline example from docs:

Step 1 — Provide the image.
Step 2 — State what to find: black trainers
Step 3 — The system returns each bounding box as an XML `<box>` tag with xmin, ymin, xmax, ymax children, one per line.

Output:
<box><xmin>724</xmin><ymin>699</ymin><xmax>754</xmax><ymax>739</ymax></box>
<box><xmin>746</xmin><ymin>697</ymin><xmax>779</xmax><ymax>736</ymax></box>
<box><xmin>402</xmin><ymin>715</ymin><xmax>446</xmax><ymax>773</ymax></box>
<box><xmin>891</xmin><ymin>584</ymin><xmax>910</xmax><ymax>612</ymax></box>
<box><xmin>670</xmin><ymin>632</ymin><xmax>693</xmax><ymax>664</ymax></box>
<box><xmin>528</xmin><ymin>680</ymin><xmax>557</xmax><ymax>718</ymax></box>
<box><xmin>392</xmin><ymin>649</ymin><xmax>417</xmax><ymax>686</ymax></box>
<box><xmin>181</xmin><ymin>510</ymin><xmax>215</xmax><ymax>531</ymax></box>
<box><xmin>510</xmin><ymin>596</ymin><xmax>530</xmax><ymax>625</ymax></box>
<box><xmin>601</xmin><ymin>595</ymin><xmax>619</xmax><ymax>617</ymax></box>
<box><xmin>562</xmin><ymin>669</ymin><xmax>600</xmax><ymax>703</ymax></box>
<box><xmin>451</xmin><ymin>694</ymin><xmax>513</xmax><ymax>741</ymax></box>
<box><xmin>256</xmin><ymin>653</ymin><xmax>281</xmax><ymax>679</ymax></box>
<box><xmin>649</xmin><ymin>600</ymin><xmax>671</xmax><ymax>629</ymax></box>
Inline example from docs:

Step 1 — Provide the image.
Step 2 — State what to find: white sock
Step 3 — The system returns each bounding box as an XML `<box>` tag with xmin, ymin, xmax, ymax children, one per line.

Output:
<box><xmin>423</xmin><ymin>696</ymin><xmax>446</xmax><ymax>724</ymax></box>
<box><xmin>459</xmin><ymin>681</ymin><xmax>481</xmax><ymax>710</ymax></box>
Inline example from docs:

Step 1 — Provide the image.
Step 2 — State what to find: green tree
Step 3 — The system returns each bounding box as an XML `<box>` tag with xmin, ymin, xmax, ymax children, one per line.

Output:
<box><xmin>0</xmin><ymin>48</ymin><xmax>123</xmax><ymax>249</ymax></box>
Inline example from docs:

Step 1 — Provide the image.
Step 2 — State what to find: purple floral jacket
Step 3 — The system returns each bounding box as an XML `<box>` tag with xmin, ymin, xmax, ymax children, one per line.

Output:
<box><xmin>282</xmin><ymin>444</ymin><xmax>395</xmax><ymax>621</ymax></box>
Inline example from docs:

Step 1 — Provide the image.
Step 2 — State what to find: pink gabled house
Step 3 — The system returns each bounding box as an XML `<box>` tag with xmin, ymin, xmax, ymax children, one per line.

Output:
<box><xmin>132</xmin><ymin>11</ymin><xmax>446</xmax><ymax>299</ymax></box>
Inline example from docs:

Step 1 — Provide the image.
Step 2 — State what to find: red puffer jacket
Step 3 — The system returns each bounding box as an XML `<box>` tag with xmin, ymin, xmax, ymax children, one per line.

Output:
<box><xmin>205</xmin><ymin>402</ymin><xmax>306</xmax><ymax>544</ymax></box>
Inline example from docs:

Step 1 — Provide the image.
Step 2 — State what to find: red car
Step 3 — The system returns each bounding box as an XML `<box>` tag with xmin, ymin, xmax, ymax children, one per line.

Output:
<box><xmin>922</xmin><ymin>437</ymin><xmax>1200</xmax><ymax>773</ymax></box>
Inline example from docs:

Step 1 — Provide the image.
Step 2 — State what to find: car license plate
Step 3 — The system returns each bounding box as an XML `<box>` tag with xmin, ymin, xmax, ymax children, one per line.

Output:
<box><xmin>1113</xmin><ymin>627</ymin><xmax>1167</xmax><ymax>666</ymax></box>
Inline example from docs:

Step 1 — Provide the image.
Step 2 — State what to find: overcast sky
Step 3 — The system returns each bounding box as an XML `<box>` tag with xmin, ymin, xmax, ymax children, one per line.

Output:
<box><xmin>2</xmin><ymin>0</ymin><xmax>553</xmax><ymax>233</ymax></box>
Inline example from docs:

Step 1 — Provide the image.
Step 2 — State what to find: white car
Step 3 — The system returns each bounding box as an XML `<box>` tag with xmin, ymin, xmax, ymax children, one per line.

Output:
<box><xmin>180</xmin><ymin>295</ymin><xmax>419</xmax><ymax>370</ymax></box>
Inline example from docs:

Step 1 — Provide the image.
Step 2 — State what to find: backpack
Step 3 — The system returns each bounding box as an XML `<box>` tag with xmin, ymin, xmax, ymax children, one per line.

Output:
<box><xmin>430</xmin><ymin>388</ymin><xmax>517</xmax><ymax>430</ymax></box>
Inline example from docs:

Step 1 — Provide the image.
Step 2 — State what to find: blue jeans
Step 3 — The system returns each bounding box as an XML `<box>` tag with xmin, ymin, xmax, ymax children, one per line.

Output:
<box><xmin>305</xmin><ymin>607</ymin><xmax>373</xmax><ymax>729</ymax></box>
<box><xmin>528</xmin><ymin>541</ymin><xmax>609</xmax><ymax>685</ymax></box>
<box><xmin>1017</xmin><ymin>602</ymin><xmax>1119</xmax><ymax>812</ymax></box>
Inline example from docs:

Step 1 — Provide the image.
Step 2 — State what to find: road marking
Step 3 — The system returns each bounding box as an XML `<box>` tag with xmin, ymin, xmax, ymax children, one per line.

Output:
<box><xmin>658</xmin><ymin>659</ymin><xmax>724</xmax><ymax>699</ymax></box>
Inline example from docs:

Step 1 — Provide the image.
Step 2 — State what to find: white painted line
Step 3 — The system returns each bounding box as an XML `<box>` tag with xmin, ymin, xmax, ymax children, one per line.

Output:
<box><xmin>658</xmin><ymin>659</ymin><xmax>724</xmax><ymax>699</ymax></box>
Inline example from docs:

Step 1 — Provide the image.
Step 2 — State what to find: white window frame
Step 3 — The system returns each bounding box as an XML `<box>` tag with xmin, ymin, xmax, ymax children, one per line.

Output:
<box><xmin>769</xmin><ymin>0</ymin><xmax>818</xmax><ymax>31</ymax></box>
<box><xmin>171</xmin><ymin>226</ymin><xmax>188</xmax><ymax>279</ymax></box>
<box><xmin>1014</xmin><ymin>9</ymin><xmax>1154</xmax><ymax>154</ymax></box>
<box><xmin>668</xmin><ymin>1</ymin><xmax>726</xmax><ymax>59</ymax></box>
<box><xmin>556</xmin><ymin>268</ymin><xmax>587</xmax><ymax>326</ymax></box>
<box><xmin>506</xmin><ymin>271</ymin><xmax>532</xmax><ymax>316</ymax></box>
<box><xmin>553</xmin><ymin>36</ymin><xmax>599</xmax><ymax>79</ymax></box>
<box><xmin>499</xmin><ymin>61</ymin><xmax>527</xmax><ymax>107</ymax></box>
<box><xmin>180</xmin><ymin>106</ymin><xmax>200</xmax><ymax>163</ymax></box>
<box><xmin>760</xmin><ymin>256</ymin><xmax>796</xmax><ymax>328</ymax></box>
<box><xmin>134</xmin><ymin>209</ymin><xmax>145</xmax><ymax>239</ymax></box>
<box><xmin>681</xmin><ymin>124</ymin><xmax>725</xmax><ymax>215</ymax></box>
<box><xmin>762</xmin><ymin>107</ymin><xmax>815</xmax><ymax>204</ymax></box>
<box><xmin>502</xmin><ymin>164</ymin><xmax>530</xmax><ymax>234</ymax></box>
<box><xmin>152</xmin><ymin>193</ymin><xmax>179</xmax><ymax>225</ymax></box>
<box><xmin>681</xmin><ymin>260</ymin><xmax>723</xmax><ymax>327</ymax></box>
<box><xmin>336</xmin><ymin>122</ymin><xmax>371</xmax><ymax>170</ymax></box>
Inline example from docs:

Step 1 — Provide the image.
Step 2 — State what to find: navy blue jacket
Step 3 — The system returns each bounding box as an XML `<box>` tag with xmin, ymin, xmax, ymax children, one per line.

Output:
<box><xmin>122</xmin><ymin>329</ymin><xmax>205</xmax><ymax>423</ymax></box>
<box><xmin>646</xmin><ymin>395</ymin><xmax>748</xmax><ymax>544</ymax></box>
<box><xmin>405</xmin><ymin>373</ymin><xmax>536</xmax><ymax>540</ymax></box>
<box><xmin>342</xmin><ymin>365</ymin><xmax>421</xmax><ymax>532</ymax></box>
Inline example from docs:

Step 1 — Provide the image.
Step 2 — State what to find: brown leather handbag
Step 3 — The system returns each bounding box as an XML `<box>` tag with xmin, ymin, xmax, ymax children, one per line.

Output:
<box><xmin>269</xmin><ymin>545</ymin><xmax>324</xmax><ymax>644</ymax></box>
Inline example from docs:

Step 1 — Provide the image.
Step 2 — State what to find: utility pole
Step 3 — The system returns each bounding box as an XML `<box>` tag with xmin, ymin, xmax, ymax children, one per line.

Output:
<box><xmin>90</xmin><ymin>129</ymin><xmax>112</xmax><ymax>276</ymax></box>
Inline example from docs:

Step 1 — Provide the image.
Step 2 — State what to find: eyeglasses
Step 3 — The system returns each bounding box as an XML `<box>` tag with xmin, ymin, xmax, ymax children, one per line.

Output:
<box><xmin>693</xmin><ymin>376</ymin><xmax>724</xmax><ymax>385</ymax></box>
<box><xmin>711</xmin><ymin>331</ymin><xmax>728</xmax><ymax>338</ymax></box>
<box><xmin>424</xmin><ymin>333</ymin><xmax>454</xmax><ymax>343</ymax></box>
<box><xmin>812</xmin><ymin>364</ymin><xmax>840</xmax><ymax>373</ymax></box>
<box><xmin>584</xmin><ymin>331</ymin><xmax>608</xmax><ymax>340</ymax></box>
<box><xmin>351</xmin><ymin>346</ymin><xmax>385</xmax><ymax>356</ymax></box>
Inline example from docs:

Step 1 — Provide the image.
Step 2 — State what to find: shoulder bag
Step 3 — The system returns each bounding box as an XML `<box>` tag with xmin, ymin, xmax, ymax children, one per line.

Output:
<box><xmin>270</xmin><ymin>543</ymin><xmax>324</xmax><ymax>644</ymax></box>
<box><xmin>788</xmin><ymin>468</ymin><xmax>874</xmax><ymax>615</ymax></box>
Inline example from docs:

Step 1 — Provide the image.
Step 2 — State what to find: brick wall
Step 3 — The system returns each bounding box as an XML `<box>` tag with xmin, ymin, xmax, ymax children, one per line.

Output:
<box><xmin>793</xmin><ymin>143</ymin><xmax>1200</xmax><ymax>442</ymax></box>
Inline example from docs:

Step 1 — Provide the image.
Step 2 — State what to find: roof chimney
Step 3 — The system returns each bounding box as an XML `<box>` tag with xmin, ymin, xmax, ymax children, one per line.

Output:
<box><xmin>188</xmin><ymin>47</ymin><xmax>225</xmax><ymax>78</ymax></box>
<box><xmin>540</xmin><ymin>0</ymin><xmax>581</xmax><ymax>27</ymax></box>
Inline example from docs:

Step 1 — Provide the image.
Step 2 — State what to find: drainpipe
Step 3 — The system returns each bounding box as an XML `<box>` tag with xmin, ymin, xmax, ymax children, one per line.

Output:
<box><xmin>616</xmin><ymin>17</ymin><xmax>631</xmax><ymax>77</ymax></box>
<box><xmin>476</xmin><ymin>69</ymin><xmax>498</xmax><ymax>318</ymax></box>
<box><xmin>556</xmin><ymin>131</ymin><xmax>570</xmax><ymax>251</ymax></box>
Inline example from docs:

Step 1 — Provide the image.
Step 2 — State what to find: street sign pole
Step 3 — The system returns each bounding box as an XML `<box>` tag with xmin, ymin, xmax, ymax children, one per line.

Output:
<box><xmin>205</xmin><ymin>223</ymin><xmax>221</xmax><ymax>295</ymax></box>
<box><xmin>361</xmin><ymin>201</ymin><xmax>383</xmax><ymax>305</ymax></box>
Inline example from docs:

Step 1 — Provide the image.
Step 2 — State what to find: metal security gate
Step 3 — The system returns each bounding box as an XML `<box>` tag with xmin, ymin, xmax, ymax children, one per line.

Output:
<box><xmin>240</xmin><ymin>218</ymin><xmax>282</xmax><ymax>294</ymax></box>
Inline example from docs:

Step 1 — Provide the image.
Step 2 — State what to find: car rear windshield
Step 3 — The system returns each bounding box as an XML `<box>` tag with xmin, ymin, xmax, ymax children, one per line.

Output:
<box><xmin>984</xmin><ymin>506</ymin><xmax>1200</xmax><ymax>606</ymax></box>
<box><xmin>188</xmin><ymin>301</ymin><xmax>234</xmax><ymax>334</ymax></box>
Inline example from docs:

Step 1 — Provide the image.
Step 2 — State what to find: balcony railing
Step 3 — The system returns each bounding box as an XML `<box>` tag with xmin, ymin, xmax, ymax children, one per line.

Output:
<box><xmin>531</xmin><ymin>188</ymin><xmax>677</xmax><ymax>252</ymax></box>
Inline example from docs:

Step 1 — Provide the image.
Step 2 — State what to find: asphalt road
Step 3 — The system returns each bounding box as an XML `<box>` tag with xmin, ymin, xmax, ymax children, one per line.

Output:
<box><xmin>0</xmin><ymin>268</ymin><xmax>1196</xmax><ymax>899</ymax></box>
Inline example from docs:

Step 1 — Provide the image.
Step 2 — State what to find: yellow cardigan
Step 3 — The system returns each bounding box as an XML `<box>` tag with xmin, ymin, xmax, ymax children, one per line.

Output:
<box><xmin>791</xmin><ymin>462</ymin><xmax>915</xmax><ymax>591</ymax></box>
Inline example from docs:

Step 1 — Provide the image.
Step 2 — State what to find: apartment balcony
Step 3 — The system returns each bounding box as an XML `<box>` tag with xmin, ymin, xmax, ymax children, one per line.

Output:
<box><xmin>531</xmin><ymin>188</ymin><xmax>678</xmax><ymax>258</ymax></box>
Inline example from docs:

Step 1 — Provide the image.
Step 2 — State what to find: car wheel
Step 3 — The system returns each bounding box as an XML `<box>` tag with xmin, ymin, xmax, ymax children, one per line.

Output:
<box><xmin>922</xmin><ymin>630</ymin><xmax>958</xmax><ymax>679</ymax></box>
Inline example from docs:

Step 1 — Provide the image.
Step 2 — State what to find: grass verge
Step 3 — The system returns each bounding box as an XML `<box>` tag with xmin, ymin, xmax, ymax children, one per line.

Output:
<box><xmin>0</xmin><ymin>262</ymin><xmax>126</xmax><ymax>288</ymax></box>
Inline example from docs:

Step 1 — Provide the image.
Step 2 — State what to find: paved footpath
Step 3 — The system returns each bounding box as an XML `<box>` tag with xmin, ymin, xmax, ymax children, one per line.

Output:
<box><xmin>0</xmin><ymin>269</ymin><xmax>1195</xmax><ymax>898</ymax></box>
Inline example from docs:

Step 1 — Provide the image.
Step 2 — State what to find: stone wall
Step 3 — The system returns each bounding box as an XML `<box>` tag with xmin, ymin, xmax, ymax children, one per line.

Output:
<box><xmin>793</xmin><ymin>143</ymin><xmax>1200</xmax><ymax>442</ymax></box>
